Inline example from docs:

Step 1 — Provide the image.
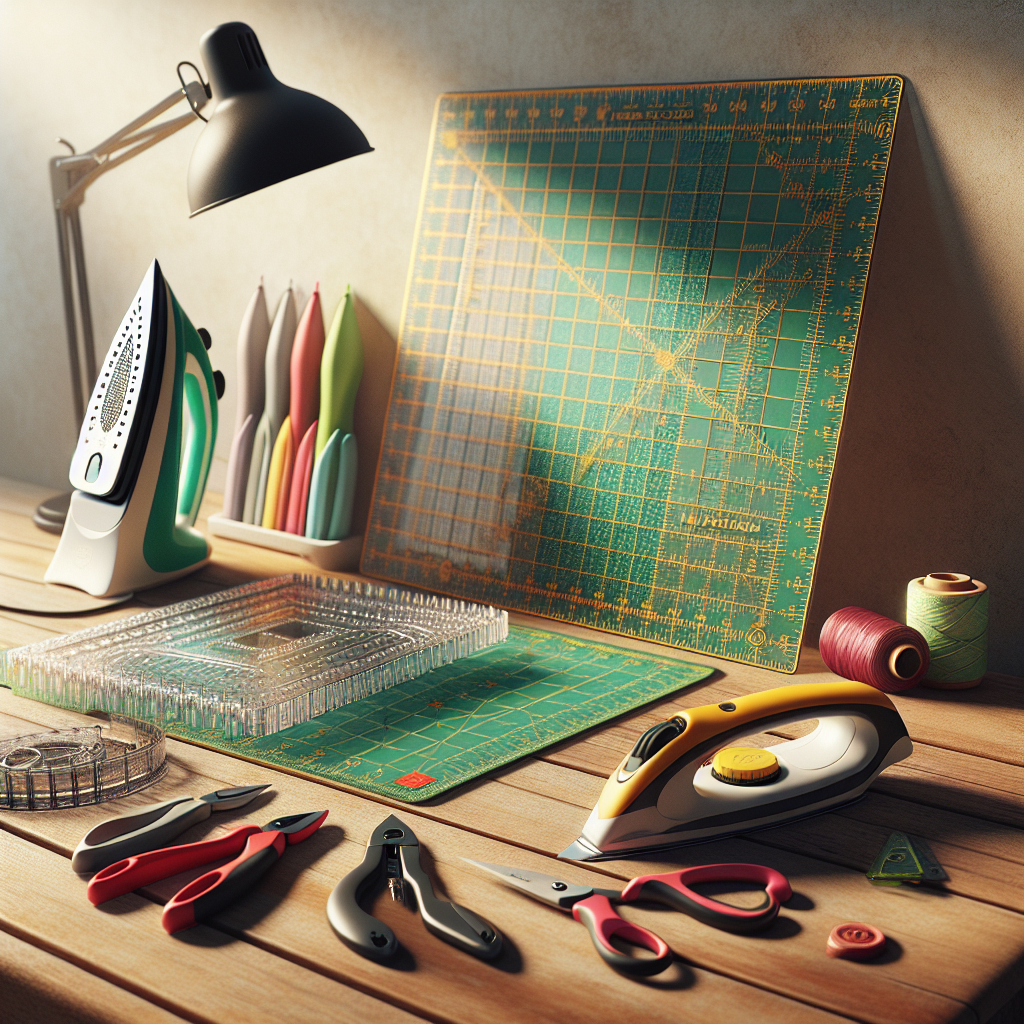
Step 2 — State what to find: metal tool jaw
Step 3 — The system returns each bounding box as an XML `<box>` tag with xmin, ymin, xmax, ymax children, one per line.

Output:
<box><xmin>263</xmin><ymin>809</ymin><xmax>326</xmax><ymax>841</ymax></box>
<box><xmin>326</xmin><ymin>814</ymin><xmax>503</xmax><ymax>962</ymax></box>
<box><xmin>560</xmin><ymin>682</ymin><xmax>914</xmax><ymax>861</ymax></box>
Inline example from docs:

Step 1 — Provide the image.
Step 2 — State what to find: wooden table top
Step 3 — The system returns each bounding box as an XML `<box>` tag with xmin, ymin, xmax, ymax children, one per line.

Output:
<box><xmin>0</xmin><ymin>475</ymin><xmax>1021</xmax><ymax>1024</ymax></box>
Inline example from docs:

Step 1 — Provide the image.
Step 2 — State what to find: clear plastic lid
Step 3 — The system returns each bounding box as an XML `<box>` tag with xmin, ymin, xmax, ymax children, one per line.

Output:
<box><xmin>3</xmin><ymin>574</ymin><xmax>508</xmax><ymax>738</ymax></box>
<box><xmin>0</xmin><ymin>715</ymin><xmax>166</xmax><ymax>810</ymax></box>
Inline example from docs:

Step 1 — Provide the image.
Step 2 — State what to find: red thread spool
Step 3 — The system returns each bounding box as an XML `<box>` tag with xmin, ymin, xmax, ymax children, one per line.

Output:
<box><xmin>819</xmin><ymin>607</ymin><xmax>929</xmax><ymax>692</ymax></box>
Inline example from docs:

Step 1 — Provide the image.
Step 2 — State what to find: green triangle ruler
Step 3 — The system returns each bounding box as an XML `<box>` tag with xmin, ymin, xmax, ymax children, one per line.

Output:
<box><xmin>867</xmin><ymin>831</ymin><xmax>947</xmax><ymax>884</ymax></box>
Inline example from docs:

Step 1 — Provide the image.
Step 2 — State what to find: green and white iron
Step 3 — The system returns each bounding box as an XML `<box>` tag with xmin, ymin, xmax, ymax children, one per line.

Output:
<box><xmin>46</xmin><ymin>259</ymin><xmax>224</xmax><ymax>598</ymax></box>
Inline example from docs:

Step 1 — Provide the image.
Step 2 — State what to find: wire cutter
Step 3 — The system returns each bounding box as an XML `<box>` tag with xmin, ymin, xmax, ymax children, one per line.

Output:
<box><xmin>87</xmin><ymin>809</ymin><xmax>328</xmax><ymax>933</ymax></box>
<box><xmin>466</xmin><ymin>860</ymin><xmax>791</xmax><ymax>976</ymax></box>
<box><xmin>327</xmin><ymin>814</ymin><xmax>503</xmax><ymax>962</ymax></box>
<box><xmin>72</xmin><ymin>783</ymin><xmax>272</xmax><ymax>874</ymax></box>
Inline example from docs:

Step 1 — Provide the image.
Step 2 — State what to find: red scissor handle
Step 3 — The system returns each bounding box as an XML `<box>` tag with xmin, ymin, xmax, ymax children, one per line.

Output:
<box><xmin>620</xmin><ymin>863</ymin><xmax>792</xmax><ymax>933</ymax></box>
<box><xmin>571</xmin><ymin>894</ymin><xmax>673</xmax><ymax>976</ymax></box>
<box><xmin>86</xmin><ymin>824</ymin><xmax>262</xmax><ymax>906</ymax></box>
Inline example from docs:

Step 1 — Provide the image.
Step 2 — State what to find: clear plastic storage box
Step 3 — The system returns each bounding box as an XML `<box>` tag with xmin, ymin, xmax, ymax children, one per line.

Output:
<box><xmin>1</xmin><ymin>575</ymin><xmax>508</xmax><ymax>738</ymax></box>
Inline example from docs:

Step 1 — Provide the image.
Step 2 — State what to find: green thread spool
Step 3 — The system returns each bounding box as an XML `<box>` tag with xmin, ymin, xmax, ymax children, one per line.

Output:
<box><xmin>906</xmin><ymin>573</ymin><xmax>988</xmax><ymax>689</ymax></box>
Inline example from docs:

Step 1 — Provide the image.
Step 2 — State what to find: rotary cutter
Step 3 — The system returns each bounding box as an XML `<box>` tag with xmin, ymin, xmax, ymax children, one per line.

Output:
<box><xmin>560</xmin><ymin>681</ymin><xmax>913</xmax><ymax>861</ymax></box>
<box><xmin>46</xmin><ymin>259</ymin><xmax>224</xmax><ymax>598</ymax></box>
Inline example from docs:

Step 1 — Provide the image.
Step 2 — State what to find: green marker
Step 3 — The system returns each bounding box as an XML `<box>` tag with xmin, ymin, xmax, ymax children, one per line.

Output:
<box><xmin>316</xmin><ymin>286</ymin><xmax>363</xmax><ymax>461</ymax></box>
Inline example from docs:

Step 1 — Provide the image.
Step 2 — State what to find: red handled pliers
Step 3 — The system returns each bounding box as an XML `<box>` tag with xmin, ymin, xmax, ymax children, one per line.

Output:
<box><xmin>88</xmin><ymin>809</ymin><xmax>328</xmax><ymax>933</ymax></box>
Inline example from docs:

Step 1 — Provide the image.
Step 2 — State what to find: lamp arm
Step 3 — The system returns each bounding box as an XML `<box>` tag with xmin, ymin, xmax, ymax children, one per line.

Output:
<box><xmin>51</xmin><ymin>80</ymin><xmax>208</xmax><ymax>427</ymax></box>
<box><xmin>61</xmin><ymin>109</ymin><xmax>200</xmax><ymax>210</ymax></box>
<box><xmin>53</xmin><ymin>81</ymin><xmax>208</xmax><ymax>211</ymax></box>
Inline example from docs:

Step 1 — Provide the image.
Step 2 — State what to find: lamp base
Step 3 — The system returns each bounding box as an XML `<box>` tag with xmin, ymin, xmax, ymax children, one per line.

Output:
<box><xmin>33</xmin><ymin>491</ymin><xmax>71</xmax><ymax>534</ymax></box>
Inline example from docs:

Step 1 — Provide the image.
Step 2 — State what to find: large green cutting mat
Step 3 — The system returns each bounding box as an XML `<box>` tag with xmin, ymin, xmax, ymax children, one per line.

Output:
<box><xmin>363</xmin><ymin>77</ymin><xmax>902</xmax><ymax>671</ymax></box>
<box><xmin>168</xmin><ymin>625</ymin><xmax>711</xmax><ymax>802</ymax></box>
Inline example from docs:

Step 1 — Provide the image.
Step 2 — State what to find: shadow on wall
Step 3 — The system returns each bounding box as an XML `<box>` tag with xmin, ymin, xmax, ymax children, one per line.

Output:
<box><xmin>350</xmin><ymin>296</ymin><xmax>397</xmax><ymax>538</ymax></box>
<box><xmin>806</xmin><ymin>80</ymin><xmax>1024</xmax><ymax>677</ymax></box>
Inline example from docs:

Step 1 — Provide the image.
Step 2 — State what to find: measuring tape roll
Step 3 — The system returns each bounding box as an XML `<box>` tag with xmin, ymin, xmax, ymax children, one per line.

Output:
<box><xmin>0</xmin><ymin>716</ymin><xmax>165</xmax><ymax>811</ymax></box>
<box><xmin>818</xmin><ymin>607</ymin><xmax>929</xmax><ymax>692</ymax></box>
<box><xmin>906</xmin><ymin>573</ymin><xmax>988</xmax><ymax>689</ymax></box>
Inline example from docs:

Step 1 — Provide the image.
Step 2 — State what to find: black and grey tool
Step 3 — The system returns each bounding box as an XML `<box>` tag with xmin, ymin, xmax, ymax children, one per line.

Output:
<box><xmin>71</xmin><ymin>783</ymin><xmax>271</xmax><ymax>874</ymax></box>
<box><xmin>326</xmin><ymin>814</ymin><xmax>502</xmax><ymax>962</ymax></box>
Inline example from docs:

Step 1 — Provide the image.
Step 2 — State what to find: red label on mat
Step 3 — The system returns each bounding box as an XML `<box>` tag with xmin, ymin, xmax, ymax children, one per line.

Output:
<box><xmin>394</xmin><ymin>772</ymin><xmax>435</xmax><ymax>789</ymax></box>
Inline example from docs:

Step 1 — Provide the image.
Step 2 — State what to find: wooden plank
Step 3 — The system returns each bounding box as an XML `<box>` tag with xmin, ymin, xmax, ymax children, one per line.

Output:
<box><xmin>891</xmin><ymin>680</ymin><xmax>1024</xmax><ymax>766</ymax></box>
<box><xmin>0</xmin><ymin>831</ymin><xmax>425</xmax><ymax>1024</ymax></box>
<box><xmin>0</xmin><ymin>509</ymin><xmax>59</xmax><ymax>551</ymax></box>
<box><xmin>0</xmin><ymin>692</ymin><xmax>1010</xmax><ymax>1024</ymax></box>
<box><xmin>0</xmin><ymin>602</ymin><xmax>154</xmax><ymax>634</ymax></box>
<box><xmin>871</xmin><ymin>747</ymin><xmax>1024</xmax><ymax>830</ymax></box>
<box><xmin>0</xmin><ymin>476</ymin><xmax>53</xmax><ymax>516</ymax></box>
<box><xmin>756</xmin><ymin>724</ymin><xmax>1024</xmax><ymax>830</ymax></box>
<box><xmin>0</xmin><ymin>537</ymin><xmax>56</xmax><ymax>580</ymax></box>
<box><xmin>0</xmin><ymin>615</ymin><xmax>62</xmax><ymax>648</ymax></box>
<box><xmin>0</xmin><ymin>576</ymin><xmax>132</xmax><ymax>615</ymax></box>
<box><xmin>0</xmin><ymin>785</ymin><xmax>855</xmax><ymax>1023</ymax></box>
<box><xmin>0</xmin><ymin>927</ymin><xmax>188</xmax><ymax>1024</ymax></box>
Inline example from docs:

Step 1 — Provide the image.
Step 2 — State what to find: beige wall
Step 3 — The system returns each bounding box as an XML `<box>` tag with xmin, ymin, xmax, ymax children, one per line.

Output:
<box><xmin>1</xmin><ymin>0</ymin><xmax>1020</xmax><ymax>673</ymax></box>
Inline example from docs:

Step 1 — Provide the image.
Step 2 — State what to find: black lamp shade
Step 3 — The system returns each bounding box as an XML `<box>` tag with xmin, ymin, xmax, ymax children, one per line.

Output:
<box><xmin>187</xmin><ymin>23</ymin><xmax>372</xmax><ymax>216</ymax></box>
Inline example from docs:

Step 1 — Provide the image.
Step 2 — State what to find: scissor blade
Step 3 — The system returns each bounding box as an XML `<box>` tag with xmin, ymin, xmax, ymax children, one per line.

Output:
<box><xmin>463</xmin><ymin>859</ymin><xmax>594</xmax><ymax>909</ymax></box>
<box><xmin>200</xmin><ymin>783</ymin><xmax>271</xmax><ymax>810</ymax></box>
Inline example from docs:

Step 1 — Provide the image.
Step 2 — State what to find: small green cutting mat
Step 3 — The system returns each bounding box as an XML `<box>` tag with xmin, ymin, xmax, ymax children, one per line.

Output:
<box><xmin>363</xmin><ymin>77</ymin><xmax>902</xmax><ymax>670</ymax></box>
<box><xmin>166</xmin><ymin>625</ymin><xmax>712</xmax><ymax>802</ymax></box>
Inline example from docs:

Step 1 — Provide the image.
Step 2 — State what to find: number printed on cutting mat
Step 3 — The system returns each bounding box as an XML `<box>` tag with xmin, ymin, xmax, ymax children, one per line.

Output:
<box><xmin>363</xmin><ymin>77</ymin><xmax>902</xmax><ymax>671</ymax></box>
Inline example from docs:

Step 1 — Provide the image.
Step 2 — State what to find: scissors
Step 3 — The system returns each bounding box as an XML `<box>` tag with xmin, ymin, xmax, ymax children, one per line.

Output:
<box><xmin>466</xmin><ymin>860</ymin><xmax>791</xmax><ymax>976</ymax></box>
<box><xmin>88</xmin><ymin>809</ymin><xmax>327</xmax><ymax>933</ymax></box>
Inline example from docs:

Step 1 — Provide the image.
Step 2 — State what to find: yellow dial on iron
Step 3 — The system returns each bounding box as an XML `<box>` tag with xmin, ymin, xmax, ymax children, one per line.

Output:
<box><xmin>711</xmin><ymin>747</ymin><xmax>780</xmax><ymax>785</ymax></box>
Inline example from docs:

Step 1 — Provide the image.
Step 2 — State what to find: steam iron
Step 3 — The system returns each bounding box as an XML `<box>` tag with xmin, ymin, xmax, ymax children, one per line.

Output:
<box><xmin>45</xmin><ymin>259</ymin><xmax>224</xmax><ymax>598</ymax></box>
<box><xmin>560</xmin><ymin>681</ymin><xmax>913</xmax><ymax>861</ymax></box>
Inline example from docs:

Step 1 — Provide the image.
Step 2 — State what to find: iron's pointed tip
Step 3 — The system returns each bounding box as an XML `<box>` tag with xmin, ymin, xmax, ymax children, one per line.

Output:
<box><xmin>558</xmin><ymin>839</ymin><xmax>600</xmax><ymax>862</ymax></box>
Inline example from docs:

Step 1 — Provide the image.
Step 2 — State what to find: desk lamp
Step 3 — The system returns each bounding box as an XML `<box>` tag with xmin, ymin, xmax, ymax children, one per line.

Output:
<box><xmin>35</xmin><ymin>21</ymin><xmax>372</xmax><ymax>532</ymax></box>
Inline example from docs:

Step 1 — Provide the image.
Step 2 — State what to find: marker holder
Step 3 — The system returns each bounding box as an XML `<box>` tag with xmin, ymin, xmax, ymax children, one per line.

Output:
<box><xmin>207</xmin><ymin>514</ymin><xmax>362</xmax><ymax>571</ymax></box>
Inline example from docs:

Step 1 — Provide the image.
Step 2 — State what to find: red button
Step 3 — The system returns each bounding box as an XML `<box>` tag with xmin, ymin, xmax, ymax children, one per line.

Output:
<box><xmin>826</xmin><ymin>921</ymin><xmax>886</xmax><ymax>960</ymax></box>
